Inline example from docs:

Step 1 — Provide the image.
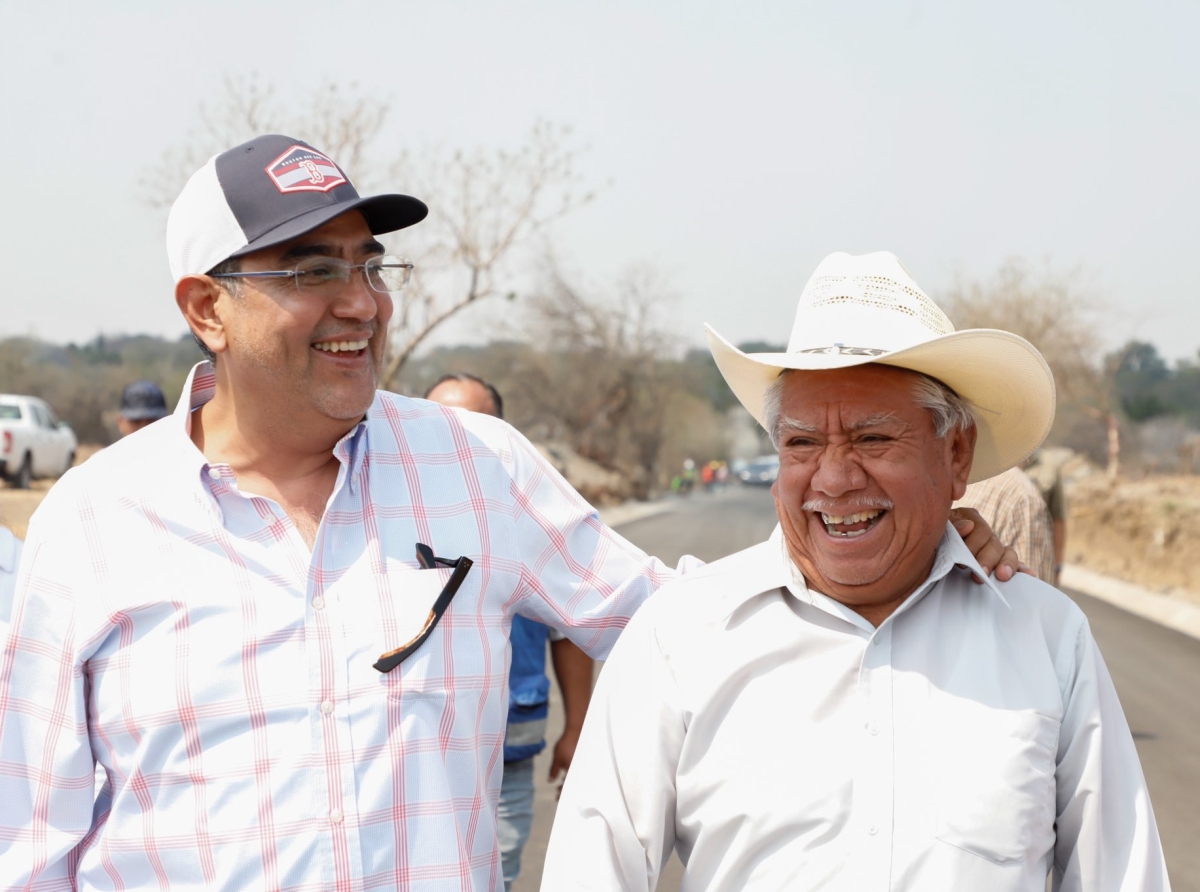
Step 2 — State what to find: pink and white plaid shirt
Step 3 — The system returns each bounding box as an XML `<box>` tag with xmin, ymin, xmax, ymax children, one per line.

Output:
<box><xmin>0</xmin><ymin>363</ymin><xmax>682</xmax><ymax>891</ymax></box>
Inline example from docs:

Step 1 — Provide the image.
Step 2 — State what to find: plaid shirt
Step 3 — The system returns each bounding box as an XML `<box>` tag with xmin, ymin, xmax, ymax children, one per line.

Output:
<box><xmin>956</xmin><ymin>466</ymin><xmax>1056</xmax><ymax>583</ymax></box>
<box><xmin>0</xmin><ymin>363</ymin><xmax>680</xmax><ymax>892</ymax></box>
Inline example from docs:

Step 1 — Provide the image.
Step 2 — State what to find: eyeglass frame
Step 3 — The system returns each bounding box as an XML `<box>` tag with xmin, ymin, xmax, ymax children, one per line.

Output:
<box><xmin>373</xmin><ymin>543</ymin><xmax>473</xmax><ymax>674</ymax></box>
<box><xmin>209</xmin><ymin>254</ymin><xmax>415</xmax><ymax>294</ymax></box>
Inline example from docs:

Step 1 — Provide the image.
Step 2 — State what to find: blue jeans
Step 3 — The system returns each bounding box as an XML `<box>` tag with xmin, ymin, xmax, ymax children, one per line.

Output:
<box><xmin>496</xmin><ymin>757</ymin><xmax>536</xmax><ymax>892</ymax></box>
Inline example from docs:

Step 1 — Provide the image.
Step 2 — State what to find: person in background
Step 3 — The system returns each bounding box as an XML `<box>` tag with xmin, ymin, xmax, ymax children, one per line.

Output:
<box><xmin>116</xmin><ymin>379</ymin><xmax>169</xmax><ymax>436</ymax></box>
<box><xmin>1024</xmin><ymin>448</ymin><xmax>1068</xmax><ymax>584</ymax></box>
<box><xmin>956</xmin><ymin>465</ymin><xmax>1056</xmax><ymax>583</ymax></box>
<box><xmin>0</xmin><ymin>521</ymin><xmax>20</xmax><ymax>633</ymax></box>
<box><xmin>424</xmin><ymin>372</ymin><xmax>595</xmax><ymax>892</ymax></box>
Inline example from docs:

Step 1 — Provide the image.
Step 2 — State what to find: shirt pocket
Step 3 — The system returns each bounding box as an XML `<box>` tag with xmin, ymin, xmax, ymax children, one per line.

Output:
<box><xmin>934</xmin><ymin>709</ymin><xmax>1059</xmax><ymax>865</ymax></box>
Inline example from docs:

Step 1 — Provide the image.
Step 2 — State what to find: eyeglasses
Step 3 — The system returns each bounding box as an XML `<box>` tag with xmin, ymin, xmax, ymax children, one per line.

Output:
<box><xmin>210</xmin><ymin>255</ymin><xmax>414</xmax><ymax>294</ymax></box>
<box><xmin>373</xmin><ymin>543</ymin><xmax>473</xmax><ymax>674</ymax></box>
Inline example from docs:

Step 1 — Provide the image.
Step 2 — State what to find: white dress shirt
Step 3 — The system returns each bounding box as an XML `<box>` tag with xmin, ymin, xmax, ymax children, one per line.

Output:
<box><xmin>0</xmin><ymin>363</ymin><xmax>687</xmax><ymax>892</ymax></box>
<box><xmin>543</xmin><ymin>526</ymin><xmax>1169</xmax><ymax>891</ymax></box>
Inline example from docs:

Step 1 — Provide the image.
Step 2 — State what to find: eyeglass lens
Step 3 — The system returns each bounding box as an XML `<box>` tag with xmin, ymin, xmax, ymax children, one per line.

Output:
<box><xmin>294</xmin><ymin>256</ymin><xmax>413</xmax><ymax>293</ymax></box>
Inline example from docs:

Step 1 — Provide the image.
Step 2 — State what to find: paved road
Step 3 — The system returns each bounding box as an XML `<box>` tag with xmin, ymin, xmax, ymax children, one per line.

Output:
<box><xmin>515</xmin><ymin>486</ymin><xmax>1199</xmax><ymax>891</ymax></box>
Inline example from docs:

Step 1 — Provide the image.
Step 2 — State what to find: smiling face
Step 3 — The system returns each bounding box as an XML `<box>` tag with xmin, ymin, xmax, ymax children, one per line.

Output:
<box><xmin>772</xmin><ymin>364</ymin><xmax>976</xmax><ymax>623</ymax></box>
<box><xmin>216</xmin><ymin>210</ymin><xmax>392</xmax><ymax>427</ymax></box>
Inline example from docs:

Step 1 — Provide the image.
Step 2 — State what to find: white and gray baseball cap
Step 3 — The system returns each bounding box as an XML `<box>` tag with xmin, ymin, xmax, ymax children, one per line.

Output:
<box><xmin>166</xmin><ymin>134</ymin><xmax>427</xmax><ymax>282</ymax></box>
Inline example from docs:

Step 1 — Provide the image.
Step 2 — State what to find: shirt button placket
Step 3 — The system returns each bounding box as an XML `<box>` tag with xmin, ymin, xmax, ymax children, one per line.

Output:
<box><xmin>862</xmin><ymin>627</ymin><xmax>895</xmax><ymax>885</ymax></box>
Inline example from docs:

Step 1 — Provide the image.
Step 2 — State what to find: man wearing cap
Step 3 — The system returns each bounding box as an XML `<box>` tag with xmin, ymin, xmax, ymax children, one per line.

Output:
<box><xmin>542</xmin><ymin>252</ymin><xmax>1168</xmax><ymax>891</ymax></box>
<box><xmin>116</xmin><ymin>379</ymin><xmax>170</xmax><ymax>436</ymax></box>
<box><xmin>0</xmin><ymin>137</ymin><xmax>1015</xmax><ymax>892</ymax></box>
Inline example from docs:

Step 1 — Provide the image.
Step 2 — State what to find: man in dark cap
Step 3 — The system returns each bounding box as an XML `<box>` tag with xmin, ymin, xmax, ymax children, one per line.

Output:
<box><xmin>116</xmin><ymin>379</ymin><xmax>169</xmax><ymax>436</ymax></box>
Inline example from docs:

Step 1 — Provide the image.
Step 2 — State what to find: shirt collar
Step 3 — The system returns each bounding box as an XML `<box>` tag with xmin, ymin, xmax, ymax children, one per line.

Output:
<box><xmin>171</xmin><ymin>361</ymin><xmax>372</xmax><ymax>487</ymax></box>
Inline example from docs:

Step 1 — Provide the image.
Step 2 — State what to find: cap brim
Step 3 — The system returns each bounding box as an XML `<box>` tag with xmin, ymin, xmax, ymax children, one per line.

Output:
<box><xmin>229</xmin><ymin>193</ymin><xmax>428</xmax><ymax>260</ymax></box>
<box><xmin>706</xmin><ymin>325</ymin><xmax>1056</xmax><ymax>484</ymax></box>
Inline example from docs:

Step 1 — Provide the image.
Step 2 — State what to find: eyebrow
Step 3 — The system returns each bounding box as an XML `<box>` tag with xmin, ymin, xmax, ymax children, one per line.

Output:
<box><xmin>846</xmin><ymin>412</ymin><xmax>901</xmax><ymax>432</ymax></box>
<box><xmin>775</xmin><ymin>412</ymin><xmax>900</xmax><ymax>437</ymax></box>
<box><xmin>277</xmin><ymin>239</ymin><xmax>386</xmax><ymax>263</ymax></box>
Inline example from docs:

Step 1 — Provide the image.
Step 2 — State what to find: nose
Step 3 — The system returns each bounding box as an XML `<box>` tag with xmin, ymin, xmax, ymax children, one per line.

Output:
<box><xmin>331</xmin><ymin>267</ymin><xmax>382</xmax><ymax>323</ymax></box>
<box><xmin>809</xmin><ymin>444</ymin><xmax>869</xmax><ymax>498</ymax></box>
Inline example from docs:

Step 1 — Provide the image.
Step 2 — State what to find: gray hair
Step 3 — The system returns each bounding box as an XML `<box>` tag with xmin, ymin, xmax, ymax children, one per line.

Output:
<box><xmin>762</xmin><ymin>368</ymin><xmax>977</xmax><ymax>448</ymax></box>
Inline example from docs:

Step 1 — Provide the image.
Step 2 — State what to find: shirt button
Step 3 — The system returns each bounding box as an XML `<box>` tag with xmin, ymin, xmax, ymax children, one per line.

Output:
<box><xmin>312</xmin><ymin>596</ymin><xmax>326</xmax><ymax>610</ymax></box>
<box><xmin>330</xmin><ymin>808</ymin><xmax>344</xmax><ymax>824</ymax></box>
<box><xmin>868</xmin><ymin>824</ymin><xmax>879</xmax><ymax>836</ymax></box>
<box><xmin>873</xmin><ymin>637</ymin><xmax>882</xmax><ymax>646</ymax></box>
<box><xmin>320</xmin><ymin>700</ymin><xmax>334</xmax><ymax>715</ymax></box>
<box><xmin>207</xmin><ymin>467</ymin><xmax>221</xmax><ymax>480</ymax></box>
<box><xmin>866</xmin><ymin>721</ymin><xmax>879</xmax><ymax>736</ymax></box>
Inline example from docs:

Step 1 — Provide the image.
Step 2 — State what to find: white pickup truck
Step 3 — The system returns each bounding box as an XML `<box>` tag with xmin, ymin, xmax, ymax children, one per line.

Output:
<box><xmin>0</xmin><ymin>395</ymin><xmax>77</xmax><ymax>489</ymax></box>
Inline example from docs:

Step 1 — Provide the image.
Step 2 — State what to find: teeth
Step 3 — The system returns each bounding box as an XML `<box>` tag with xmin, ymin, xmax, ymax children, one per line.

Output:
<box><xmin>820</xmin><ymin>509</ymin><xmax>882</xmax><ymax>526</ymax></box>
<box><xmin>314</xmin><ymin>339</ymin><xmax>369</xmax><ymax>353</ymax></box>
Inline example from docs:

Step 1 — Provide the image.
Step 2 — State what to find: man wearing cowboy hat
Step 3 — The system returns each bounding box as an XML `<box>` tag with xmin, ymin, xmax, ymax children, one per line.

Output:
<box><xmin>541</xmin><ymin>252</ymin><xmax>1168</xmax><ymax>891</ymax></box>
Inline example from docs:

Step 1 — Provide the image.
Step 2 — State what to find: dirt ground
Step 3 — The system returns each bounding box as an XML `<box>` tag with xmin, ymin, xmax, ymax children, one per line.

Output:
<box><xmin>3</xmin><ymin>446</ymin><xmax>1198</xmax><ymax>606</ymax></box>
<box><xmin>1066</xmin><ymin>465</ymin><xmax>1200</xmax><ymax>606</ymax></box>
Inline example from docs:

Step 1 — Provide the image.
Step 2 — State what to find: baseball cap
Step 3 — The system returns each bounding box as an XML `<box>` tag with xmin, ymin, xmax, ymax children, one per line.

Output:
<box><xmin>120</xmin><ymin>380</ymin><xmax>169</xmax><ymax>421</ymax></box>
<box><xmin>166</xmin><ymin>134</ymin><xmax>428</xmax><ymax>282</ymax></box>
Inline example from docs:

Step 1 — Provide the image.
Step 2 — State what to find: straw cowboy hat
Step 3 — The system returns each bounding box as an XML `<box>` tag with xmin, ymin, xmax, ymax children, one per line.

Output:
<box><xmin>706</xmin><ymin>251</ymin><xmax>1055</xmax><ymax>483</ymax></box>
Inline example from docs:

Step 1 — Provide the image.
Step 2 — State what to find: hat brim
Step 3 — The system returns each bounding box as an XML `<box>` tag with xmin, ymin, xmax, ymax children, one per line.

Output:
<box><xmin>229</xmin><ymin>193</ymin><xmax>429</xmax><ymax>261</ymax></box>
<box><xmin>706</xmin><ymin>325</ymin><xmax>1056</xmax><ymax>484</ymax></box>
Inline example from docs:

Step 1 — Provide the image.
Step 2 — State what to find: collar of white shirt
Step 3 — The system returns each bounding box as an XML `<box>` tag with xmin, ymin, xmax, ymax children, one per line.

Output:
<box><xmin>719</xmin><ymin>523</ymin><xmax>1010</xmax><ymax>633</ymax></box>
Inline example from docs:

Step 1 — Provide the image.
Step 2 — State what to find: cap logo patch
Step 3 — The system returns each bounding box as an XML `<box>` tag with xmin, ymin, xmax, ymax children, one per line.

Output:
<box><xmin>265</xmin><ymin>145</ymin><xmax>348</xmax><ymax>194</ymax></box>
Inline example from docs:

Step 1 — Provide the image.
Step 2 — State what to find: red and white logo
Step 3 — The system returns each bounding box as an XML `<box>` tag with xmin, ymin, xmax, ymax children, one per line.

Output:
<box><xmin>265</xmin><ymin>145</ymin><xmax>348</xmax><ymax>194</ymax></box>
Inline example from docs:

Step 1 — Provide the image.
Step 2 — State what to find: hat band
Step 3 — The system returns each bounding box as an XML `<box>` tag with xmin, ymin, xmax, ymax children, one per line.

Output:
<box><xmin>795</xmin><ymin>344</ymin><xmax>887</xmax><ymax>357</ymax></box>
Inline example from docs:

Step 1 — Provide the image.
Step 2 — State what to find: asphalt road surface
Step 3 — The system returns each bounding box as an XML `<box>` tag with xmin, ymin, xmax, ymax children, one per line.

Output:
<box><xmin>514</xmin><ymin>486</ymin><xmax>1199</xmax><ymax>891</ymax></box>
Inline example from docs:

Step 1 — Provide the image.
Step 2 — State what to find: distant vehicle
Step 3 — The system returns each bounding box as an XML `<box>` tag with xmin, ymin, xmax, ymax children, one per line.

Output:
<box><xmin>736</xmin><ymin>454</ymin><xmax>780</xmax><ymax>486</ymax></box>
<box><xmin>0</xmin><ymin>395</ymin><xmax>77</xmax><ymax>489</ymax></box>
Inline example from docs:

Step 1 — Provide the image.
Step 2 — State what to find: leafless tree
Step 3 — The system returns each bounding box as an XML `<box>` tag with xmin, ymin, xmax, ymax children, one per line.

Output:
<box><xmin>379</xmin><ymin>122</ymin><xmax>593</xmax><ymax>386</ymax></box>
<box><xmin>140</xmin><ymin>75</ymin><xmax>387</xmax><ymax>207</ymax></box>
<box><xmin>497</xmin><ymin>261</ymin><xmax>685</xmax><ymax>497</ymax></box>
<box><xmin>942</xmin><ymin>258</ymin><xmax>1123</xmax><ymax>474</ymax></box>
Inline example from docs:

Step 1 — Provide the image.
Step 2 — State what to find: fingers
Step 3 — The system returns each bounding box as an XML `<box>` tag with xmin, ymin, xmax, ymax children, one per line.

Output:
<box><xmin>950</xmin><ymin>507</ymin><xmax>1017</xmax><ymax>583</ymax></box>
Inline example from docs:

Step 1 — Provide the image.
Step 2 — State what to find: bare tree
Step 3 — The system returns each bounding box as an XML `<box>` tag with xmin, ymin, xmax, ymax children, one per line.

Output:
<box><xmin>942</xmin><ymin>258</ymin><xmax>1124</xmax><ymax>473</ymax></box>
<box><xmin>379</xmin><ymin>122</ymin><xmax>593</xmax><ymax>387</ymax></box>
<box><xmin>498</xmin><ymin>262</ymin><xmax>684</xmax><ymax>497</ymax></box>
<box><xmin>143</xmin><ymin>80</ymin><xmax>591</xmax><ymax>379</ymax></box>
<box><xmin>140</xmin><ymin>75</ymin><xmax>387</xmax><ymax>207</ymax></box>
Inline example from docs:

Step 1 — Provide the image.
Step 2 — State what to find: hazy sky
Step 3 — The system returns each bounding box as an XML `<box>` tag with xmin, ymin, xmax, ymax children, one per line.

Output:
<box><xmin>3</xmin><ymin>0</ymin><xmax>1198</xmax><ymax>360</ymax></box>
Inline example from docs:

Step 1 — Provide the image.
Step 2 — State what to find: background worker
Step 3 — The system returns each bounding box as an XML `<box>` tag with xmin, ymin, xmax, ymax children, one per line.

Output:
<box><xmin>115</xmin><ymin>379</ymin><xmax>169</xmax><ymax>436</ymax></box>
<box><xmin>1024</xmin><ymin>448</ymin><xmax>1068</xmax><ymax>584</ymax></box>
<box><xmin>424</xmin><ymin>372</ymin><xmax>595</xmax><ymax>892</ymax></box>
<box><xmin>956</xmin><ymin>465</ymin><xmax>1056</xmax><ymax>582</ymax></box>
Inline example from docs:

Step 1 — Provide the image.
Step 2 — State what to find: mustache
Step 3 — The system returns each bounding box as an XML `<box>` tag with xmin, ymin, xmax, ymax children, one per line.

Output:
<box><xmin>802</xmin><ymin>497</ymin><xmax>894</xmax><ymax>514</ymax></box>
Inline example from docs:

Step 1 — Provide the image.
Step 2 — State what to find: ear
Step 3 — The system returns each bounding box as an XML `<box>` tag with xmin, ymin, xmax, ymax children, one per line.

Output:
<box><xmin>175</xmin><ymin>276</ymin><xmax>229</xmax><ymax>358</ymax></box>
<box><xmin>948</xmin><ymin>424</ymin><xmax>978</xmax><ymax>501</ymax></box>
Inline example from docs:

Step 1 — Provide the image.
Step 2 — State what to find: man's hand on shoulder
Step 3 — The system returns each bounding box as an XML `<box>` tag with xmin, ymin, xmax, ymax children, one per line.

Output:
<box><xmin>950</xmin><ymin>507</ymin><xmax>1026</xmax><ymax>583</ymax></box>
